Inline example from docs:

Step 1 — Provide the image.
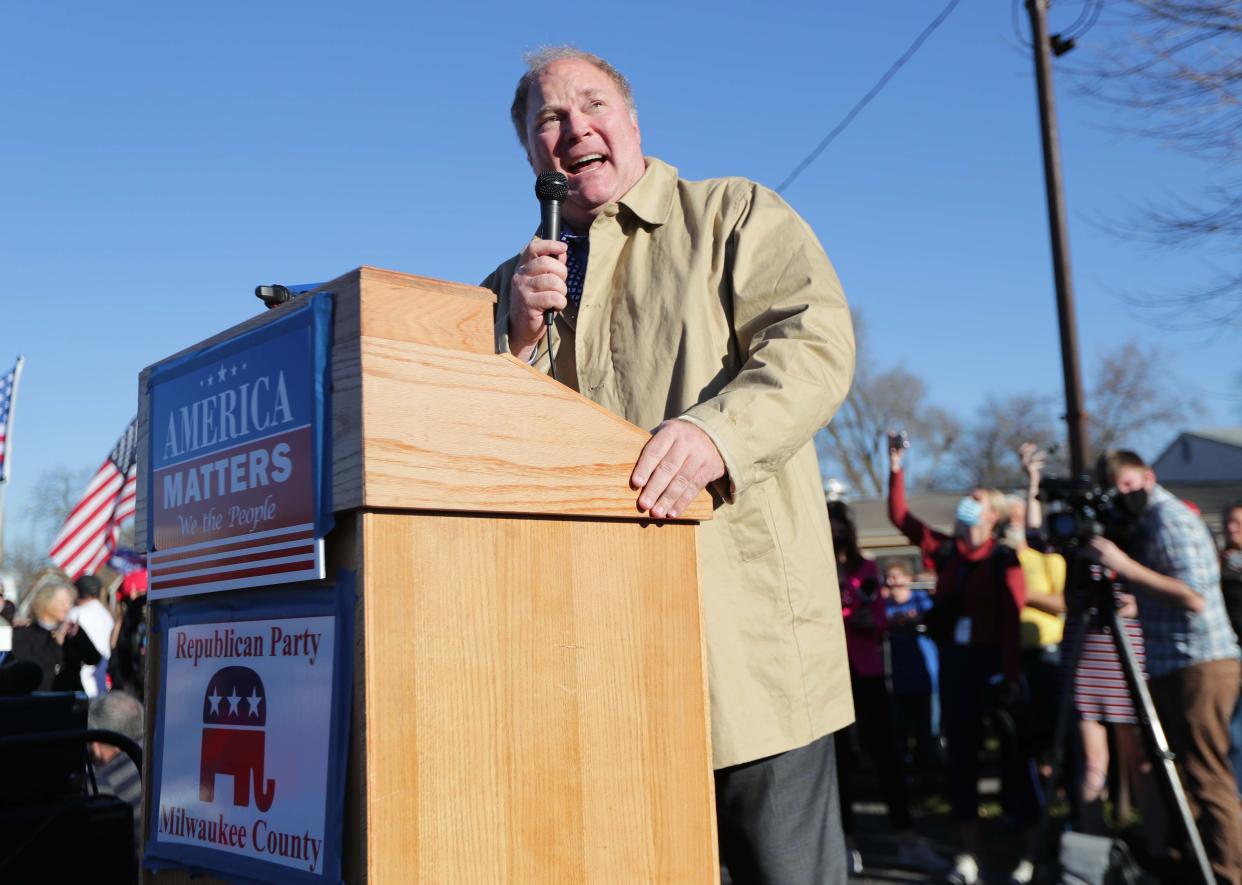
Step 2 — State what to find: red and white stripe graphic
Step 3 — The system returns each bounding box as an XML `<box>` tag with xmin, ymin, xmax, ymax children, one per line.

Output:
<box><xmin>148</xmin><ymin>523</ymin><xmax>323</xmax><ymax>600</ymax></box>
<box><xmin>49</xmin><ymin>419</ymin><xmax>139</xmax><ymax>580</ymax></box>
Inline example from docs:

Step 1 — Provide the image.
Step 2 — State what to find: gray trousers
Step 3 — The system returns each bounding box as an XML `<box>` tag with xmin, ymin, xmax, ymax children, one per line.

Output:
<box><xmin>715</xmin><ymin>731</ymin><xmax>846</xmax><ymax>885</ymax></box>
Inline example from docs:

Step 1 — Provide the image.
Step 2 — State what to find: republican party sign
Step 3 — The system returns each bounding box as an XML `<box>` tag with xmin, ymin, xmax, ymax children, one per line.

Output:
<box><xmin>145</xmin><ymin>580</ymin><xmax>352</xmax><ymax>884</ymax></box>
<box><xmin>146</xmin><ymin>296</ymin><xmax>333</xmax><ymax>599</ymax></box>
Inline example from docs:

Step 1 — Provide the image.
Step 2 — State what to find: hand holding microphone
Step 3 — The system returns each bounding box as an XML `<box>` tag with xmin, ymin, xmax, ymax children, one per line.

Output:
<box><xmin>506</xmin><ymin>172</ymin><xmax>570</xmax><ymax>362</ymax></box>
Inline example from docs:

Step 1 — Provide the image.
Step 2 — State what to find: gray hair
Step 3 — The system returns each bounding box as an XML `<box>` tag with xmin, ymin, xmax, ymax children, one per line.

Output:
<box><xmin>88</xmin><ymin>691</ymin><xmax>145</xmax><ymax>743</ymax></box>
<box><xmin>509</xmin><ymin>46</ymin><xmax>636</xmax><ymax>152</ymax></box>
<box><xmin>29</xmin><ymin>581</ymin><xmax>73</xmax><ymax>621</ymax></box>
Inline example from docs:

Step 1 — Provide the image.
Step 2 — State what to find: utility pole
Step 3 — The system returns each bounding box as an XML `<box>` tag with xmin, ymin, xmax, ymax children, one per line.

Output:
<box><xmin>1025</xmin><ymin>0</ymin><xmax>1090</xmax><ymax>478</ymax></box>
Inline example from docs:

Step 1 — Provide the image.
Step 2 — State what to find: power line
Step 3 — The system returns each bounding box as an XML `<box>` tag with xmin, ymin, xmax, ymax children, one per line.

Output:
<box><xmin>776</xmin><ymin>0</ymin><xmax>964</xmax><ymax>195</ymax></box>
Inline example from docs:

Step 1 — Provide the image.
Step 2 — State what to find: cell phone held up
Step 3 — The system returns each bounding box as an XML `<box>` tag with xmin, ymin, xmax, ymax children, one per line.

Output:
<box><xmin>887</xmin><ymin>430</ymin><xmax>909</xmax><ymax>454</ymax></box>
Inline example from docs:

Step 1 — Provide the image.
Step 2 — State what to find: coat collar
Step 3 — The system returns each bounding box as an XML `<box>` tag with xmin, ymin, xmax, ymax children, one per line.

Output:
<box><xmin>615</xmin><ymin>156</ymin><xmax>677</xmax><ymax>227</ymax></box>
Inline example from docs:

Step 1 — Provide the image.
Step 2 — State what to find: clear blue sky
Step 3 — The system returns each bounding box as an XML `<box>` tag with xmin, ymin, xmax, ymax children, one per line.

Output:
<box><xmin>2</xmin><ymin>1</ymin><xmax>1238</xmax><ymax>555</ymax></box>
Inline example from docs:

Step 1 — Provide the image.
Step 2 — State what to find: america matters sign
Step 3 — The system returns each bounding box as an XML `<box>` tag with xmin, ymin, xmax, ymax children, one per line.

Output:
<box><xmin>145</xmin><ymin>296</ymin><xmax>333</xmax><ymax>599</ymax></box>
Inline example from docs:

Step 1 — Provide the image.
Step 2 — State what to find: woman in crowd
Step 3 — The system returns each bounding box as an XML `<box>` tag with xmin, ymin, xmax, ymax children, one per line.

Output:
<box><xmin>829</xmin><ymin>501</ymin><xmax>942</xmax><ymax>875</ymax></box>
<box><xmin>887</xmin><ymin>440</ymin><xmax>1040</xmax><ymax>885</ymax></box>
<box><xmin>11</xmin><ymin>579</ymin><xmax>101</xmax><ymax>692</ymax></box>
<box><xmin>1022</xmin><ymin>444</ymin><xmax>1148</xmax><ymax>835</ymax></box>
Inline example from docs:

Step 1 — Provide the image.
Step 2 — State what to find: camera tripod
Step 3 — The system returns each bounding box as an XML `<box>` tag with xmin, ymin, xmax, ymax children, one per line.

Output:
<box><xmin>1032</xmin><ymin>557</ymin><xmax>1214</xmax><ymax>885</ymax></box>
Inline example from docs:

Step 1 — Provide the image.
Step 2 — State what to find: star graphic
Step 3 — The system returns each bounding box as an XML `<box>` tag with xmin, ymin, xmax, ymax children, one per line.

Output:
<box><xmin>206</xmin><ymin>374</ymin><xmax>213</xmax><ymax>387</ymax></box>
<box><xmin>231</xmin><ymin>365</ymin><xmax>238</xmax><ymax>377</ymax></box>
<box><xmin>217</xmin><ymin>365</ymin><xmax>227</xmax><ymax>383</ymax></box>
<box><xmin>246</xmin><ymin>688</ymin><xmax>262</xmax><ymax>717</ymax></box>
<box><xmin>226</xmin><ymin>688</ymin><xmax>241</xmax><ymax>716</ymax></box>
<box><xmin>207</xmin><ymin>690</ymin><xmax>222</xmax><ymax>715</ymax></box>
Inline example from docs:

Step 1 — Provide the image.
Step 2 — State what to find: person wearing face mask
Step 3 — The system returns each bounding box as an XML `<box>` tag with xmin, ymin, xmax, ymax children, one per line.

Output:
<box><xmin>887</xmin><ymin>442</ymin><xmax>1040</xmax><ymax>885</ymax></box>
<box><xmin>1006</xmin><ymin>461</ymin><xmax>1067</xmax><ymax>775</ymax></box>
<box><xmin>1091</xmin><ymin>451</ymin><xmax>1242</xmax><ymax>884</ymax></box>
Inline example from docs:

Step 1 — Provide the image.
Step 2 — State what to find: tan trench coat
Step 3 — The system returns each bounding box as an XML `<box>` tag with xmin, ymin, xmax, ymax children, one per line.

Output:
<box><xmin>484</xmin><ymin>158</ymin><xmax>856</xmax><ymax>768</ymax></box>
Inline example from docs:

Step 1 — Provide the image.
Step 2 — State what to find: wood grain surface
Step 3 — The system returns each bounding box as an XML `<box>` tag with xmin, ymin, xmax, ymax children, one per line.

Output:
<box><xmin>351</xmin><ymin>338</ymin><xmax>713</xmax><ymax>522</ymax></box>
<box><xmin>359</xmin><ymin>510</ymin><xmax>717</xmax><ymax>883</ymax></box>
<box><xmin>137</xmin><ymin>265</ymin><xmax>711</xmax><ymax>536</ymax></box>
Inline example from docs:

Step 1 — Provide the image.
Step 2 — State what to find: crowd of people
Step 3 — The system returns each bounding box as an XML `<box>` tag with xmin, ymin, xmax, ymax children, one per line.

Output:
<box><xmin>830</xmin><ymin>439</ymin><xmax>1242</xmax><ymax>884</ymax></box>
<box><xmin>1</xmin><ymin>43</ymin><xmax>1240</xmax><ymax>885</ymax></box>
<box><xmin>1</xmin><ymin>567</ymin><xmax>149</xmax><ymax>874</ymax></box>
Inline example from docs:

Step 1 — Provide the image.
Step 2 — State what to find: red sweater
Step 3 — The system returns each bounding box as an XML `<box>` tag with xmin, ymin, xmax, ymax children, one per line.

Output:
<box><xmin>888</xmin><ymin>469</ymin><xmax>1026</xmax><ymax>680</ymax></box>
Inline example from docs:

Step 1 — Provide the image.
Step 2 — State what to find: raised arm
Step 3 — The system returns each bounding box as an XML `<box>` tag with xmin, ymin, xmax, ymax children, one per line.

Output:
<box><xmin>888</xmin><ymin>445</ymin><xmax>949</xmax><ymax>561</ymax></box>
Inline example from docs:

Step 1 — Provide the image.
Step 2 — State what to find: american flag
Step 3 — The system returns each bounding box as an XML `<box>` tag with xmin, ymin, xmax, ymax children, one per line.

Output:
<box><xmin>0</xmin><ymin>358</ymin><xmax>23</xmax><ymax>483</ymax></box>
<box><xmin>49</xmin><ymin>419</ymin><xmax>139</xmax><ymax>580</ymax></box>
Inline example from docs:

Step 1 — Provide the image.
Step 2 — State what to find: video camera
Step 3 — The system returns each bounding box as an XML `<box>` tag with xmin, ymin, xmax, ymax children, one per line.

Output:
<box><xmin>1037</xmin><ymin>475</ymin><xmax>1136</xmax><ymax>555</ymax></box>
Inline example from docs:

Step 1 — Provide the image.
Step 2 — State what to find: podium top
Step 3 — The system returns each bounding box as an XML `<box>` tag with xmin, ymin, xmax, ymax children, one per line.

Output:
<box><xmin>135</xmin><ymin>267</ymin><xmax>711</xmax><ymax>547</ymax></box>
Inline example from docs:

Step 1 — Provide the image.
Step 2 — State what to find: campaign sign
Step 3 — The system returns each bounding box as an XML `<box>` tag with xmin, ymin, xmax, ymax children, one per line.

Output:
<box><xmin>145</xmin><ymin>579</ymin><xmax>352</xmax><ymax>884</ymax></box>
<box><xmin>146</xmin><ymin>296</ymin><xmax>333</xmax><ymax>599</ymax></box>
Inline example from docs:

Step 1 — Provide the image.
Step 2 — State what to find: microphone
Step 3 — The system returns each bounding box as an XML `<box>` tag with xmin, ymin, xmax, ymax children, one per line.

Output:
<box><xmin>535</xmin><ymin>171</ymin><xmax>568</xmax><ymax>331</ymax></box>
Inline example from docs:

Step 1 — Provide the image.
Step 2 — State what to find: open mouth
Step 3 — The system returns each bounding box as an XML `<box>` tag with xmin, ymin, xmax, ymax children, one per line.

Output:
<box><xmin>567</xmin><ymin>153</ymin><xmax>607</xmax><ymax>174</ymax></box>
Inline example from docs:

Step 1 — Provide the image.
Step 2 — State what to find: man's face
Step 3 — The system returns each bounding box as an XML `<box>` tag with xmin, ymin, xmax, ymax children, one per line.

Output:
<box><xmin>1225</xmin><ymin>507</ymin><xmax>1242</xmax><ymax>550</ymax></box>
<box><xmin>1114</xmin><ymin>466</ymin><xmax>1155</xmax><ymax>495</ymax></box>
<box><xmin>524</xmin><ymin>58</ymin><xmax>646</xmax><ymax>229</ymax></box>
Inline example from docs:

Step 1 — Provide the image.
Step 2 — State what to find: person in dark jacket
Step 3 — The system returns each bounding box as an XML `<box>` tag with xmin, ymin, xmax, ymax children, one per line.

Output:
<box><xmin>11</xmin><ymin>579</ymin><xmax>101</xmax><ymax>692</ymax></box>
<box><xmin>1222</xmin><ymin>502</ymin><xmax>1242</xmax><ymax>798</ymax></box>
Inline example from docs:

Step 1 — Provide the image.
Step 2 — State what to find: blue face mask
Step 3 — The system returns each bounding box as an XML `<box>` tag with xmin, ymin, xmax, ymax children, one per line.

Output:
<box><xmin>956</xmin><ymin>497</ymin><xmax>983</xmax><ymax>527</ymax></box>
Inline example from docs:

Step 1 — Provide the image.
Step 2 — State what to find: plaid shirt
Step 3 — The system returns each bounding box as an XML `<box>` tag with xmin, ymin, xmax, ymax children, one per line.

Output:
<box><xmin>1132</xmin><ymin>484</ymin><xmax>1240</xmax><ymax>678</ymax></box>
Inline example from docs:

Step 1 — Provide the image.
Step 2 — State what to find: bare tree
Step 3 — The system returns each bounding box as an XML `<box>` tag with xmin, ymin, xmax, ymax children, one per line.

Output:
<box><xmin>23</xmin><ymin>465</ymin><xmax>94</xmax><ymax>548</ymax></box>
<box><xmin>816</xmin><ymin>314</ymin><xmax>962</xmax><ymax>496</ymax></box>
<box><xmin>1087</xmin><ymin>339</ymin><xmax>1205</xmax><ymax>451</ymax></box>
<box><xmin>951</xmin><ymin>393</ymin><xmax>1060</xmax><ymax>489</ymax></box>
<box><xmin>1071</xmin><ymin>1</ymin><xmax>1242</xmax><ymax>325</ymax></box>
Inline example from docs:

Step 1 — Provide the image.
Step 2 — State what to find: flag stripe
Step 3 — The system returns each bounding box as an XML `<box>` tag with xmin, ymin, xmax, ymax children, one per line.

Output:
<box><xmin>151</xmin><ymin>529</ymin><xmax>316</xmax><ymax>564</ymax></box>
<box><xmin>49</xmin><ymin>470</ymin><xmax>124</xmax><ymax>555</ymax></box>
<box><xmin>152</xmin><ymin>535</ymin><xmax>317</xmax><ymax>569</ymax></box>
<box><xmin>47</xmin><ymin>420</ymin><xmax>139</xmax><ymax>580</ymax></box>
<box><xmin>151</xmin><ymin>558</ymin><xmax>319</xmax><ymax>590</ymax></box>
<box><xmin>154</xmin><ymin>546</ymin><xmax>317</xmax><ymax>579</ymax></box>
<box><xmin>148</xmin><ymin>564</ymin><xmax>324</xmax><ymax>599</ymax></box>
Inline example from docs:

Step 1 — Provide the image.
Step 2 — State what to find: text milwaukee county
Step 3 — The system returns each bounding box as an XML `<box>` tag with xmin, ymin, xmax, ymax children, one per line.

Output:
<box><xmin>160</xmin><ymin>805</ymin><xmax>324</xmax><ymax>873</ymax></box>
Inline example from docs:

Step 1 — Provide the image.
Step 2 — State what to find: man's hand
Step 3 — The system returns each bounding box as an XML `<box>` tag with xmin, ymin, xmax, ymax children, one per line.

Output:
<box><xmin>630</xmin><ymin>420</ymin><xmax>726</xmax><ymax>520</ymax></box>
<box><xmin>1090</xmin><ymin>537</ymin><xmax>1206</xmax><ymax>613</ymax></box>
<box><xmin>1090</xmin><ymin>537</ymin><xmax>1134</xmax><ymax>574</ymax></box>
<box><xmin>507</xmin><ymin>237</ymin><xmax>569</xmax><ymax>360</ymax></box>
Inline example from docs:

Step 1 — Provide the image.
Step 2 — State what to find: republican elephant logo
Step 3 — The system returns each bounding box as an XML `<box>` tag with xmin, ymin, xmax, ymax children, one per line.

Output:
<box><xmin>199</xmin><ymin>665</ymin><xmax>276</xmax><ymax>812</ymax></box>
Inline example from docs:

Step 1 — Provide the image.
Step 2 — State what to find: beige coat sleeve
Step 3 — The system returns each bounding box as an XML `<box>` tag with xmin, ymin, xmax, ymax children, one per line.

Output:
<box><xmin>678</xmin><ymin>184</ymin><xmax>855</xmax><ymax>497</ymax></box>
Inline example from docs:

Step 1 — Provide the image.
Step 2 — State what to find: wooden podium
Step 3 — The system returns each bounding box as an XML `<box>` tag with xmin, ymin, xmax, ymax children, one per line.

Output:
<box><xmin>136</xmin><ymin>267</ymin><xmax>719</xmax><ymax>883</ymax></box>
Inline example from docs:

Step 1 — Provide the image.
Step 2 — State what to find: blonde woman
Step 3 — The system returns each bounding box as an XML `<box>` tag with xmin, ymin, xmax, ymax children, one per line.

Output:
<box><xmin>11</xmin><ymin>580</ymin><xmax>101</xmax><ymax>692</ymax></box>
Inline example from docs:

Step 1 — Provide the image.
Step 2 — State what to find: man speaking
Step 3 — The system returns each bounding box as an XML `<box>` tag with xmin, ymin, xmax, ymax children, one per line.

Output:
<box><xmin>483</xmin><ymin>47</ymin><xmax>856</xmax><ymax>883</ymax></box>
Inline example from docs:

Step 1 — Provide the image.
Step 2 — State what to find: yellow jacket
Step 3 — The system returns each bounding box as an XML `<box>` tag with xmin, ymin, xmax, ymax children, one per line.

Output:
<box><xmin>484</xmin><ymin>158</ymin><xmax>856</xmax><ymax>768</ymax></box>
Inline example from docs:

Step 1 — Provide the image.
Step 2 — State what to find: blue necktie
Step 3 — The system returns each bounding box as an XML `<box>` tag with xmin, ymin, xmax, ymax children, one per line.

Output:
<box><xmin>562</xmin><ymin>230</ymin><xmax>589</xmax><ymax>307</ymax></box>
